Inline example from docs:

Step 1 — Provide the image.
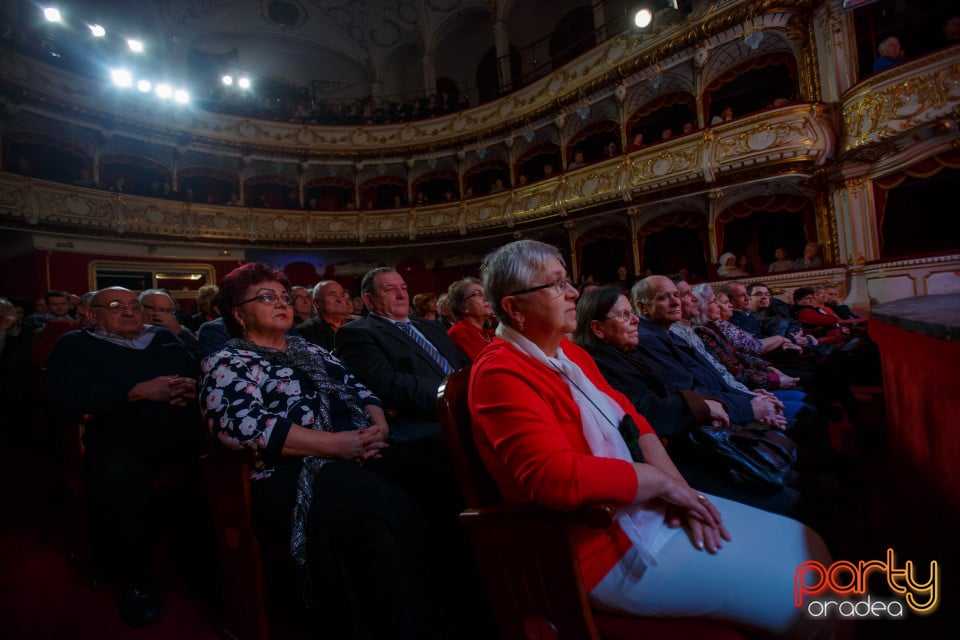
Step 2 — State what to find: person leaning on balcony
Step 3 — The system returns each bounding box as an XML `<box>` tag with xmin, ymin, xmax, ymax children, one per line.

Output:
<box><xmin>872</xmin><ymin>36</ymin><xmax>905</xmax><ymax>73</ymax></box>
<box><xmin>470</xmin><ymin>240</ymin><xmax>832</xmax><ymax>638</ymax></box>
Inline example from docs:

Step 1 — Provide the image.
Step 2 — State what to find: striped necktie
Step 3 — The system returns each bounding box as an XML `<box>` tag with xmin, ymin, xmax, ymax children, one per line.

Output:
<box><xmin>396</xmin><ymin>321</ymin><xmax>455</xmax><ymax>374</ymax></box>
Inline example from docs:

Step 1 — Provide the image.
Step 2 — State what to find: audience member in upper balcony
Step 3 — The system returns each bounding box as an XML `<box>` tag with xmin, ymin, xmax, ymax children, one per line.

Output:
<box><xmin>391</xmin><ymin>194</ymin><xmax>403</xmax><ymax>208</ymax></box>
<box><xmin>297</xmin><ymin>280</ymin><xmax>352</xmax><ymax>352</ymax></box>
<box><xmin>161</xmin><ymin>182</ymin><xmax>179</xmax><ymax>200</ymax></box>
<box><xmin>489</xmin><ymin>177</ymin><xmax>506</xmax><ymax>193</ymax></box>
<box><xmin>415</xmin><ymin>191</ymin><xmax>429</xmax><ymax>206</ymax></box>
<box><xmin>710</xmin><ymin>106</ymin><xmax>734</xmax><ymax>125</ymax></box>
<box><xmin>626</xmin><ymin>132</ymin><xmax>646</xmax><ymax>152</ymax></box>
<box><xmin>283</xmin><ymin>189</ymin><xmax>301</xmax><ymax>210</ymax></box>
<box><xmin>943</xmin><ymin>16</ymin><xmax>960</xmax><ymax>46</ymax></box>
<box><xmin>108</xmin><ymin>177</ymin><xmax>126</xmax><ymax>193</ymax></box>
<box><xmin>542</xmin><ymin>163</ymin><xmax>556</xmax><ymax>178</ymax></box>
<box><xmin>603</xmin><ymin>141</ymin><xmax>618</xmax><ymax>158</ymax></box>
<box><xmin>613</xmin><ymin>265</ymin><xmax>632</xmax><ymax>292</ymax></box>
<box><xmin>768</xmin><ymin>247</ymin><xmax>795</xmax><ymax>273</ymax></box>
<box><xmin>793</xmin><ymin>242</ymin><xmax>823</xmax><ymax>269</ymax></box>
<box><xmin>289</xmin><ymin>286</ymin><xmax>314</xmax><ymax>325</ymax></box>
<box><xmin>660</xmin><ymin>127</ymin><xmax>674</xmax><ymax>142</ymax></box>
<box><xmin>47</xmin><ymin>286</ymin><xmax>207</xmax><ymax>627</ymax></box>
<box><xmin>516</xmin><ymin>174</ymin><xmax>528</xmax><ymax>187</ymax></box>
<box><xmin>567</xmin><ymin>150</ymin><xmax>586</xmax><ymax>170</ymax></box>
<box><xmin>74</xmin><ymin>169</ymin><xmax>99</xmax><ymax>189</ymax></box>
<box><xmin>716</xmin><ymin>252</ymin><xmax>748</xmax><ymax>278</ymax></box>
<box><xmin>873</xmin><ymin>36</ymin><xmax>906</xmax><ymax>73</ymax></box>
<box><xmin>446</xmin><ymin>277</ymin><xmax>495</xmax><ymax>361</ymax></box>
<box><xmin>442</xmin><ymin>190</ymin><xmax>455</xmax><ymax>202</ymax></box>
<box><xmin>682</xmin><ymin>121</ymin><xmax>696</xmax><ymax>135</ymax></box>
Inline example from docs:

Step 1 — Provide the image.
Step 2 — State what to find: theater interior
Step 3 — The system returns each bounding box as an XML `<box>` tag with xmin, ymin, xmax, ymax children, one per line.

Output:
<box><xmin>1</xmin><ymin>0</ymin><xmax>958</xmax><ymax>638</ymax></box>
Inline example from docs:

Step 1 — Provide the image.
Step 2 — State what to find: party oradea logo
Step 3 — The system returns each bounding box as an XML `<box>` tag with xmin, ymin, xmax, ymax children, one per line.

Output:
<box><xmin>794</xmin><ymin>548</ymin><xmax>939</xmax><ymax>619</ymax></box>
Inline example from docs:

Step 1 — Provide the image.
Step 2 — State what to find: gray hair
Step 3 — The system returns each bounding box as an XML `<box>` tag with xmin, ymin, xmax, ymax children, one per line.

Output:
<box><xmin>446</xmin><ymin>277</ymin><xmax>481</xmax><ymax>320</ymax></box>
<box><xmin>138</xmin><ymin>289</ymin><xmax>173</xmax><ymax>303</ymax></box>
<box><xmin>481</xmin><ymin>239</ymin><xmax>564</xmax><ymax>326</ymax></box>
<box><xmin>311</xmin><ymin>280</ymin><xmax>336</xmax><ymax>299</ymax></box>
<box><xmin>630</xmin><ymin>277</ymin><xmax>654</xmax><ymax>313</ymax></box>
<box><xmin>691</xmin><ymin>284</ymin><xmax>715</xmax><ymax>325</ymax></box>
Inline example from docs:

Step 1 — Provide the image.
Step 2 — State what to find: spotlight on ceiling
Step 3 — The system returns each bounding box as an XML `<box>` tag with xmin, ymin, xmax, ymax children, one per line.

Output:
<box><xmin>137</xmin><ymin>79</ymin><xmax>152</xmax><ymax>92</ymax></box>
<box><xmin>88</xmin><ymin>24</ymin><xmax>106</xmax><ymax>38</ymax></box>
<box><xmin>43</xmin><ymin>7</ymin><xmax>62</xmax><ymax>22</ymax></box>
<box><xmin>221</xmin><ymin>75</ymin><xmax>233</xmax><ymax>86</ymax></box>
<box><xmin>155</xmin><ymin>83</ymin><xmax>173</xmax><ymax>99</ymax></box>
<box><xmin>634</xmin><ymin>8</ymin><xmax>653</xmax><ymax>29</ymax></box>
<box><xmin>126</xmin><ymin>39</ymin><xmax>144</xmax><ymax>53</ymax></box>
<box><xmin>174</xmin><ymin>89</ymin><xmax>190</xmax><ymax>104</ymax></box>
<box><xmin>237</xmin><ymin>77</ymin><xmax>251</xmax><ymax>89</ymax></box>
<box><xmin>110</xmin><ymin>68</ymin><xmax>132</xmax><ymax>88</ymax></box>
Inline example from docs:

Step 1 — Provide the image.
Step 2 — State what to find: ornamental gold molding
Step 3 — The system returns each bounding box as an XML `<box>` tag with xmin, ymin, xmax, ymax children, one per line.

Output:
<box><xmin>0</xmin><ymin>105</ymin><xmax>836</xmax><ymax>246</ymax></box>
<box><xmin>841</xmin><ymin>48</ymin><xmax>960</xmax><ymax>154</ymax></box>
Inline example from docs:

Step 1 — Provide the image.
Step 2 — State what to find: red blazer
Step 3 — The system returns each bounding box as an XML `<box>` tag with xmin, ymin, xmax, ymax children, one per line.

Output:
<box><xmin>447</xmin><ymin>320</ymin><xmax>495</xmax><ymax>361</ymax></box>
<box><xmin>469</xmin><ymin>338</ymin><xmax>654</xmax><ymax>590</ymax></box>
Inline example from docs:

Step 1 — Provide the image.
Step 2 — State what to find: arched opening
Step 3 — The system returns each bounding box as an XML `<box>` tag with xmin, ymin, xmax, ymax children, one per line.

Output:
<box><xmin>516</xmin><ymin>143</ymin><xmax>563</xmax><ymax>183</ymax></box>
<box><xmin>638</xmin><ymin>212</ymin><xmax>709</xmax><ymax>280</ymax></box>
<box><xmin>567</xmin><ymin>121</ymin><xmax>621</xmax><ymax>165</ymax></box>
<box><xmin>626</xmin><ymin>92</ymin><xmax>697</xmax><ymax>146</ymax></box>
<box><xmin>100</xmin><ymin>155</ymin><xmax>170</xmax><ymax>196</ymax></box>
<box><xmin>577</xmin><ymin>232</ymin><xmax>632</xmax><ymax>285</ymax></box>
<box><xmin>476</xmin><ymin>45</ymin><xmax>522</xmax><ymax>103</ymax></box>
<box><xmin>875</xmin><ymin>152</ymin><xmax>960</xmax><ymax>260</ymax></box>
<box><xmin>4</xmin><ymin>135</ymin><xmax>91</xmax><ymax>184</ymax></box>
<box><xmin>463</xmin><ymin>160</ymin><xmax>511</xmax><ymax>196</ymax></box>
<box><xmin>179</xmin><ymin>168</ymin><xmax>237</xmax><ymax>205</ymax></box>
<box><xmin>245</xmin><ymin>175</ymin><xmax>297</xmax><ymax>209</ymax></box>
<box><xmin>305</xmin><ymin>177</ymin><xmax>354</xmax><ymax>211</ymax></box>
<box><xmin>412</xmin><ymin>171</ymin><xmax>460</xmax><ymax>204</ymax></box>
<box><xmin>715</xmin><ymin>195</ymin><xmax>816</xmax><ymax>276</ymax></box>
<box><xmin>704</xmin><ymin>53</ymin><xmax>798</xmax><ymax>122</ymax></box>
<box><xmin>549</xmin><ymin>7</ymin><xmax>596</xmax><ymax>69</ymax></box>
<box><xmin>359</xmin><ymin>175</ymin><xmax>406</xmax><ymax>210</ymax></box>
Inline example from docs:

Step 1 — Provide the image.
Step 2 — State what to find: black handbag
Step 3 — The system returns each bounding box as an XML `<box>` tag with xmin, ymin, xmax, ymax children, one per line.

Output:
<box><xmin>686</xmin><ymin>423</ymin><xmax>797</xmax><ymax>490</ymax></box>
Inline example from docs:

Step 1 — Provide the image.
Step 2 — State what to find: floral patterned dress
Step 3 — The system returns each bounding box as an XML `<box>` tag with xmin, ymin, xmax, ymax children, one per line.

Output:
<box><xmin>200</xmin><ymin>340</ymin><xmax>381</xmax><ymax>481</ymax></box>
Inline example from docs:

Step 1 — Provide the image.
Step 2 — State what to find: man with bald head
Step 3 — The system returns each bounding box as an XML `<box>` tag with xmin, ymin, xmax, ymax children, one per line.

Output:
<box><xmin>630</xmin><ymin>275</ymin><xmax>786</xmax><ymax>428</ymax></box>
<box><xmin>46</xmin><ymin>287</ymin><xmax>205</xmax><ymax>627</ymax></box>
<box><xmin>297</xmin><ymin>280</ymin><xmax>352</xmax><ymax>351</ymax></box>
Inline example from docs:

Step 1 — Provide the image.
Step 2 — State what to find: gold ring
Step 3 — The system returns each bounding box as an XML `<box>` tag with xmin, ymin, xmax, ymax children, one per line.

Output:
<box><xmin>697</xmin><ymin>494</ymin><xmax>708</xmax><ymax>504</ymax></box>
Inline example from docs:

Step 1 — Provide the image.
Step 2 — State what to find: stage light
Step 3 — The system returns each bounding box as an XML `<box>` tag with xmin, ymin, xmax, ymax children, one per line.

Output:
<box><xmin>110</xmin><ymin>68</ymin><xmax>132</xmax><ymax>87</ymax></box>
<box><xmin>89</xmin><ymin>24</ymin><xmax>106</xmax><ymax>38</ymax></box>
<box><xmin>174</xmin><ymin>90</ymin><xmax>190</xmax><ymax>104</ymax></box>
<box><xmin>634</xmin><ymin>9</ymin><xmax>653</xmax><ymax>29</ymax></box>
<box><xmin>127</xmin><ymin>39</ymin><xmax>144</xmax><ymax>53</ymax></box>
<box><xmin>221</xmin><ymin>75</ymin><xmax>233</xmax><ymax>86</ymax></box>
<box><xmin>137</xmin><ymin>79</ymin><xmax>152</xmax><ymax>92</ymax></box>
<box><xmin>43</xmin><ymin>8</ymin><xmax>61</xmax><ymax>22</ymax></box>
<box><xmin>238</xmin><ymin>77</ymin><xmax>251</xmax><ymax>89</ymax></box>
<box><xmin>155</xmin><ymin>83</ymin><xmax>172</xmax><ymax>99</ymax></box>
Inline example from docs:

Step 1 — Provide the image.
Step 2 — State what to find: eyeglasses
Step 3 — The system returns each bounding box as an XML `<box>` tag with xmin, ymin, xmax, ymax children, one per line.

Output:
<box><xmin>237</xmin><ymin>290</ymin><xmax>293</xmax><ymax>307</ymax></box>
<box><xmin>466</xmin><ymin>290</ymin><xmax>486</xmax><ymax>300</ymax></box>
<box><xmin>93</xmin><ymin>301</ymin><xmax>143</xmax><ymax>313</ymax></box>
<box><xmin>605</xmin><ymin>310</ymin><xmax>638</xmax><ymax>322</ymax></box>
<box><xmin>142</xmin><ymin>304</ymin><xmax>173</xmax><ymax>313</ymax></box>
<box><xmin>507</xmin><ymin>278</ymin><xmax>572</xmax><ymax>297</ymax></box>
<box><xmin>751</xmin><ymin>292</ymin><xmax>772</xmax><ymax>298</ymax></box>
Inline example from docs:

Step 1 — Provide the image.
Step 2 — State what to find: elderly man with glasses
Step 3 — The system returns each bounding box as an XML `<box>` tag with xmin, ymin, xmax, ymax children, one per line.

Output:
<box><xmin>46</xmin><ymin>287</ymin><xmax>208</xmax><ymax>628</ymax></box>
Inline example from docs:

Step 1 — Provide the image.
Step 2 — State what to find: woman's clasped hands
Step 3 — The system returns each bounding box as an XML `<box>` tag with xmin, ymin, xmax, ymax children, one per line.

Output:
<box><xmin>661</xmin><ymin>479</ymin><xmax>731</xmax><ymax>554</ymax></box>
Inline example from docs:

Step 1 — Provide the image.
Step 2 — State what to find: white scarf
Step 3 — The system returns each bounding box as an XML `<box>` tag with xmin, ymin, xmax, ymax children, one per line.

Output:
<box><xmin>496</xmin><ymin>324</ymin><xmax>673</xmax><ymax>577</ymax></box>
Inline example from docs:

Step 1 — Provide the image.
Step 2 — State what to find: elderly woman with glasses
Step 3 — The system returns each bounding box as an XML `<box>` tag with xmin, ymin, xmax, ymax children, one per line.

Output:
<box><xmin>445</xmin><ymin>277</ymin><xmax>496</xmax><ymax>360</ymax></box>
<box><xmin>470</xmin><ymin>242</ymin><xmax>830</xmax><ymax>638</ymax></box>
<box><xmin>199</xmin><ymin>262</ymin><xmax>423</xmax><ymax>639</ymax></box>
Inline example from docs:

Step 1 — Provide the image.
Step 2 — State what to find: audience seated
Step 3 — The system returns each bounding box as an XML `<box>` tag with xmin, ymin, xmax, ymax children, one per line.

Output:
<box><xmin>574</xmin><ymin>286</ymin><xmax>802</xmax><ymax>517</ymax></box>
<box><xmin>46</xmin><ymin>287</ymin><xmax>208</xmax><ymax>627</ymax></box>
<box><xmin>198</xmin><ymin>263</ymin><xmax>423</xmax><ymax>638</ymax></box>
<box><xmin>185</xmin><ymin>284</ymin><xmax>220</xmax><ymax>332</ymax></box>
<box><xmin>289</xmin><ymin>286</ymin><xmax>314</xmax><ymax>325</ymax></box>
<box><xmin>716</xmin><ymin>252</ymin><xmax>748</xmax><ymax>278</ymax></box>
<box><xmin>768</xmin><ymin>247</ymin><xmax>795</xmax><ymax>273</ymax></box>
<box><xmin>793</xmin><ymin>242</ymin><xmax>823</xmax><ymax>269</ymax></box>
<box><xmin>873</xmin><ymin>36</ymin><xmax>906</xmax><ymax>73</ymax></box>
<box><xmin>470</xmin><ymin>240</ymin><xmax>832</xmax><ymax>638</ymax></box>
<box><xmin>296</xmin><ymin>280</ymin><xmax>352</xmax><ymax>352</ymax></box>
<box><xmin>445</xmin><ymin>277</ymin><xmax>496</xmax><ymax>360</ymax></box>
<box><xmin>411</xmin><ymin>291</ymin><xmax>439</xmax><ymax>321</ymax></box>
<box><xmin>139</xmin><ymin>289</ymin><xmax>200</xmax><ymax>356</ymax></box>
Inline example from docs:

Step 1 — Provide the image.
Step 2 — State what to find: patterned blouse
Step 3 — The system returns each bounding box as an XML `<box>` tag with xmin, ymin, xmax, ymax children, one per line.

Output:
<box><xmin>711</xmin><ymin>319</ymin><xmax>765</xmax><ymax>356</ymax></box>
<box><xmin>694</xmin><ymin>324</ymin><xmax>776</xmax><ymax>390</ymax></box>
<box><xmin>200</xmin><ymin>341</ymin><xmax>381</xmax><ymax>480</ymax></box>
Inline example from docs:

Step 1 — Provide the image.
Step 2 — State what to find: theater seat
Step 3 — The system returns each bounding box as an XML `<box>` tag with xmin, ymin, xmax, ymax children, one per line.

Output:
<box><xmin>437</xmin><ymin>366</ymin><xmax>745</xmax><ymax>640</ymax></box>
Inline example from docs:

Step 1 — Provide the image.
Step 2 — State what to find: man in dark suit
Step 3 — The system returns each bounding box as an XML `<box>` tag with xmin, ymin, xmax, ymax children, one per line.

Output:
<box><xmin>336</xmin><ymin>267</ymin><xmax>469</xmax><ymax>443</ymax></box>
<box><xmin>335</xmin><ymin>268</ymin><xmax>491</xmax><ymax>637</ymax></box>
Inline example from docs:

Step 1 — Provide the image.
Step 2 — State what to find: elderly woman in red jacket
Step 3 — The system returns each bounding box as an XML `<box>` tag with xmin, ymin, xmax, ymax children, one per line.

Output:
<box><xmin>470</xmin><ymin>239</ymin><xmax>832</xmax><ymax>639</ymax></box>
